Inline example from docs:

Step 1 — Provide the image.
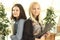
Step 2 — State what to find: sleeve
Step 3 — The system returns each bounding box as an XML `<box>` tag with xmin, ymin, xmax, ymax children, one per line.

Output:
<box><xmin>24</xmin><ymin>20</ymin><xmax>33</xmax><ymax>36</ymax></box>
<box><xmin>16</xmin><ymin>19</ymin><xmax>25</xmax><ymax>40</ymax></box>
<box><xmin>11</xmin><ymin>35</ymin><xmax>18</xmax><ymax>40</ymax></box>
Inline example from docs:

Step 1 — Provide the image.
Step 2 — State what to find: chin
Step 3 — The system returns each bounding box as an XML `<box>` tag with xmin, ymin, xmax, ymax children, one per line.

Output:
<box><xmin>14</xmin><ymin>16</ymin><xmax>18</xmax><ymax>17</ymax></box>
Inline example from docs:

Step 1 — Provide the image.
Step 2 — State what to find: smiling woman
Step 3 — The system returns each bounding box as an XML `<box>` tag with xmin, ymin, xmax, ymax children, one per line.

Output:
<box><xmin>0</xmin><ymin>0</ymin><xmax>60</xmax><ymax>40</ymax></box>
<box><xmin>10</xmin><ymin>4</ymin><xmax>26</xmax><ymax>40</ymax></box>
<box><xmin>12</xmin><ymin>6</ymin><xmax>20</xmax><ymax>18</ymax></box>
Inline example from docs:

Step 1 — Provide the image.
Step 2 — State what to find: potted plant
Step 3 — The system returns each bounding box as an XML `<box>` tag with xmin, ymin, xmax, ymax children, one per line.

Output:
<box><xmin>0</xmin><ymin>2</ymin><xmax>10</xmax><ymax>40</ymax></box>
<box><xmin>43</xmin><ymin>7</ymin><xmax>56</xmax><ymax>40</ymax></box>
<box><xmin>34</xmin><ymin>7</ymin><xmax>56</xmax><ymax>38</ymax></box>
<box><xmin>44</xmin><ymin>7</ymin><xmax>56</xmax><ymax>25</ymax></box>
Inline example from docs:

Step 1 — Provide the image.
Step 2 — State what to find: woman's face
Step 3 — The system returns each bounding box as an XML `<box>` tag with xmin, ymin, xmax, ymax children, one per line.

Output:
<box><xmin>31</xmin><ymin>4</ymin><xmax>40</xmax><ymax>18</ymax></box>
<box><xmin>12</xmin><ymin>6</ymin><xmax>20</xmax><ymax>18</ymax></box>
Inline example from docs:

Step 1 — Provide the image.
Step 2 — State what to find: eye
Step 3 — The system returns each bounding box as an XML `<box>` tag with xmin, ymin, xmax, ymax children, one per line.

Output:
<box><xmin>32</xmin><ymin>8</ymin><xmax>36</xmax><ymax>10</ymax></box>
<box><xmin>16</xmin><ymin>9</ymin><xmax>19</xmax><ymax>11</ymax></box>
<box><xmin>37</xmin><ymin>8</ymin><xmax>40</xmax><ymax>10</ymax></box>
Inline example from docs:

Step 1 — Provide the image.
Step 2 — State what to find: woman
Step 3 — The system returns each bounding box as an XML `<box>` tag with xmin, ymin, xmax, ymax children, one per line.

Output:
<box><xmin>11</xmin><ymin>4</ymin><xmax>26</xmax><ymax>40</ymax></box>
<box><xmin>22</xmin><ymin>2</ymin><xmax>50</xmax><ymax>40</ymax></box>
<box><xmin>22</xmin><ymin>2</ymin><xmax>45</xmax><ymax>40</ymax></box>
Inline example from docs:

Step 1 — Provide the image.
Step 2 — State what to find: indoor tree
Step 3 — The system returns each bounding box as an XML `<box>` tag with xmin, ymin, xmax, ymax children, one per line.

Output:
<box><xmin>0</xmin><ymin>2</ymin><xmax>10</xmax><ymax>40</ymax></box>
<box><xmin>44</xmin><ymin>7</ymin><xmax>56</xmax><ymax>27</ymax></box>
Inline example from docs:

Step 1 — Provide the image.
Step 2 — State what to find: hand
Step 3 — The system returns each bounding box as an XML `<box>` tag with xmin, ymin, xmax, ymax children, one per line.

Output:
<box><xmin>35</xmin><ymin>34</ymin><xmax>46</xmax><ymax>40</ymax></box>
<box><xmin>45</xmin><ymin>31</ymin><xmax>51</xmax><ymax>37</ymax></box>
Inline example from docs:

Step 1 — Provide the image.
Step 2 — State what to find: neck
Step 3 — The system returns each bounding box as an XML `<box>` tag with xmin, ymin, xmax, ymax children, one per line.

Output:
<box><xmin>33</xmin><ymin>16</ymin><xmax>39</xmax><ymax>21</ymax></box>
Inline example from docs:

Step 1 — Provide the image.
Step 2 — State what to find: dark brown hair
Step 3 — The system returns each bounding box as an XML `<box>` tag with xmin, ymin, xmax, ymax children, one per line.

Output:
<box><xmin>11</xmin><ymin>4</ymin><xmax>26</xmax><ymax>21</ymax></box>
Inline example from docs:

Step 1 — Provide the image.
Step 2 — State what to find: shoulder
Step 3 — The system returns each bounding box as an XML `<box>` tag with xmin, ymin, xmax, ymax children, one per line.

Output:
<box><xmin>19</xmin><ymin>19</ymin><xmax>26</xmax><ymax>22</ymax></box>
<box><xmin>17</xmin><ymin>19</ymin><xmax>26</xmax><ymax>25</ymax></box>
<box><xmin>25</xmin><ymin>19</ymin><xmax>32</xmax><ymax>23</ymax></box>
<box><xmin>24</xmin><ymin>18</ymin><xmax>32</xmax><ymax>26</ymax></box>
<box><xmin>18</xmin><ymin>19</ymin><xmax>26</xmax><ymax>23</ymax></box>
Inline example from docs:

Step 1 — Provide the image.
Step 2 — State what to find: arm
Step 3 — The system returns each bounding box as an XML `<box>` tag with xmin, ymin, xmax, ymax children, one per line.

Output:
<box><xmin>16</xmin><ymin>19</ymin><xmax>25</xmax><ymax>40</ymax></box>
<box><xmin>34</xmin><ymin>23</ymin><xmax>53</xmax><ymax>38</ymax></box>
<box><xmin>11</xmin><ymin>35</ymin><xmax>18</xmax><ymax>40</ymax></box>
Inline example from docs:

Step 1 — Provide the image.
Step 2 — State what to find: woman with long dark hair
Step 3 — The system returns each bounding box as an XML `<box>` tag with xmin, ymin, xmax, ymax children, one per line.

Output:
<box><xmin>11</xmin><ymin>4</ymin><xmax>26</xmax><ymax>40</ymax></box>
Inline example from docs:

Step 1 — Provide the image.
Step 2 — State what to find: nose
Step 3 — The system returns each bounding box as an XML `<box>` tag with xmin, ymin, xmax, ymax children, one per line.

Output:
<box><xmin>35</xmin><ymin>9</ymin><xmax>38</xmax><ymax>12</ymax></box>
<box><xmin>14</xmin><ymin>10</ymin><xmax>16</xmax><ymax>12</ymax></box>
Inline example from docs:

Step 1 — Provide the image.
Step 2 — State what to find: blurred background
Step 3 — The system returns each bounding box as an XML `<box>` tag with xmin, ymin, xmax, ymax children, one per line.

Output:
<box><xmin>0</xmin><ymin>0</ymin><xmax>60</xmax><ymax>40</ymax></box>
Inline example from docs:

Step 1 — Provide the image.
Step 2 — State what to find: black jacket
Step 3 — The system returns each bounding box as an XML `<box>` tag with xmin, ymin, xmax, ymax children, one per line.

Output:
<box><xmin>22</xmin><ymin>19</ymin><xmax>34</xmax><ymax>40</ymax></box>
<box><xmin>22</xmin><ymin>18</ymin><xmax>53</xmax><ymax>40</ymax></box>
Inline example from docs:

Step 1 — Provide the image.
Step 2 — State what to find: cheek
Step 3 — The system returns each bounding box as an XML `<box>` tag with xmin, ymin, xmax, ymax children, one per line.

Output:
<box><xmin>38</xmin><ymin>11</ymin><xmax>40</xmax><ymax>14</ymax></box>
<box><xmin>31</xmin><ymin>10</ymin><xmax>35</xmax><ymax>14</ymax></box>
<box><xmin>12</xmin><ymin>11</ymin><xmax>14</xmax><ymax>14</ymax></box>
<box><xmin>17</xmin><ymin>12</ymin><xmax>20</xmax><ymax>16</ymax></box>
<box><xmin>37</xmin><ymin>10</ymin><xmax>40</xmax><ymax>14</ymax></box>
<box><xmin>38</xmin><ymin>10</ymin><xmax>40</xmax><ymax>13</ymax></box>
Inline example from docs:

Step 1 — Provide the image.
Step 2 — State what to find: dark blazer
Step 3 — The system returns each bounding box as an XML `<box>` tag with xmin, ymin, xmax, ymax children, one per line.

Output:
<box><xmin>22</xmin><ymin>18</ymin><xmax>53</xmax><ymax>40</ymax></box>
<box><xmin>22</xmin><ymin>19</ymin><xmax>35</xmax><ymax>40</ymax></box>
